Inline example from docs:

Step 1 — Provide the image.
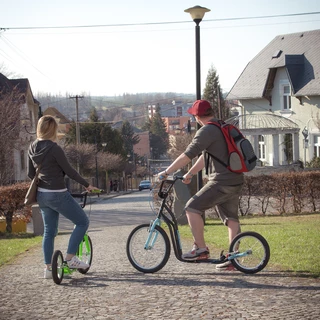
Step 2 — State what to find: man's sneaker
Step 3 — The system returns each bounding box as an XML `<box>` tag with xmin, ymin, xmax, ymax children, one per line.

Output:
<box><xmin>44</xmin><ymin>268</ymin><xmax>52</xmax><ymax>279</ymax></box>
<box><xmin>67</xmin><ymin>256</ymin><xmax>89</xmax><ymax>269</ymax></box>
<box><xmin>182</xmin><ymin>243</ymin><xmax>210</xmax><ymax>261</ymax></box>
<box><xmin>215</xmin><ymin>260</ymin><xmax>236</xmax><ymax>271</ymax></box>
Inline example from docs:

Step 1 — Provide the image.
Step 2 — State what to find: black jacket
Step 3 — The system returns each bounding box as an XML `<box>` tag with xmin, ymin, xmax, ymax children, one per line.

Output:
<box><xmin>27</xmin><ymin>139</ymin><xmax>89</xmax><ymax>190</ymax></box>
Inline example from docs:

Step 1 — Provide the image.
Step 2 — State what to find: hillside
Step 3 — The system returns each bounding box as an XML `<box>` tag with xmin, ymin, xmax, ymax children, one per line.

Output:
<box><xmin>36</xmin><ymin>92</ymin><xmax>195</xmax><ymax>128</ymax></box>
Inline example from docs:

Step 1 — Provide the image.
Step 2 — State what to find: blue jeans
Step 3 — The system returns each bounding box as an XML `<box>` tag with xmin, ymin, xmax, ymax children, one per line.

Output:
<box><xmin>37</xmin><ymin>191</ymin><xmax>89</xmax><ymax>265</ymax></box>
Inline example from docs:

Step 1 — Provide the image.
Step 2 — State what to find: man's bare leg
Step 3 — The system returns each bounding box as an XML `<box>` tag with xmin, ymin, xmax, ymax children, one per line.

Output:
<box><xmin>227</xmin><ymin>219</ymin><xmax>241</xmax><ymax>243</ymax></box>
<box><xmin>186</xmin><ymin>210</ymin><xmax>206</xmax><ymax>248</ymax></box>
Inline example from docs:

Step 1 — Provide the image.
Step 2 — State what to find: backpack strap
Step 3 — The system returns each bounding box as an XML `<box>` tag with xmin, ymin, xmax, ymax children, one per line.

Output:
<box><xmin>205</xmin><ymin>121</ymin><xmax>228</xmax><ymax>175</ymax></box>
<box><xmin>205</xmin><ymin>151</ymin><xmax>228</xmax><ymax>175</ymax></box>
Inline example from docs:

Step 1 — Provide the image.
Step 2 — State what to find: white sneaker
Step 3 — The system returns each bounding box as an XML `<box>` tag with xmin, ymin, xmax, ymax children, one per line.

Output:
<box><xmin>216</xmin><ymin>260</ymin><xmax>236</xmax><ymax>271</ymax></box>
<box><xmin>182</xmin><ymin>243</ymin><xmax>210</xmax><ymax>261</ymax></box>
<box><xmin>216</xmin><ymin>260</ymin><xmax>231</xmax><ymax>268</ymax></box>
<box><xmin>67</xmin><ymin>256</ymin><xmax>89</xmax><ymax>269</ymax></box>
<box><xmin>44</xmin><ymin>268</ymin><xmax>52</xmax><ymax>279</ymax></box>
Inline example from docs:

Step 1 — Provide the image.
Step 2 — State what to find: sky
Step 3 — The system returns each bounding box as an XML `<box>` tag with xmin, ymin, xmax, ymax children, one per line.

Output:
<box><xmin>0</xmin><ymin>0</ymin><xmax>320</xmax><ymax>98</ymax></box>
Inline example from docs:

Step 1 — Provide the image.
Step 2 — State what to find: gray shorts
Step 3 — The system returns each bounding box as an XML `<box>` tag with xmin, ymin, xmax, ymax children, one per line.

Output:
<box><xmin>185</xmin><ymin>180</ymin><xmax>243</xmax><ymax>225</ymax></box>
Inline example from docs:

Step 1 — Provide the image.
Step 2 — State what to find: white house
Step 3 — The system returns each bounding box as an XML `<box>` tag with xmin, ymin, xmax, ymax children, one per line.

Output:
<box><xmin>227</xmin><ymin>29</ymin><xmax>320</xmax><ymax>167</ymax></box>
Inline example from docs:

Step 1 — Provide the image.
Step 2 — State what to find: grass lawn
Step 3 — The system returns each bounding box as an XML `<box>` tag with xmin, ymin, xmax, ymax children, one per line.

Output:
<box><xmin>178</xmin><ymin>213</ymin><xmax>320</xmax><ymax>278</ymax></box>
<box><xmin>0</xmin><ymin>214</ymin><xmax>319</xmax><ymax>278</ymax></box>
<box><xmin>0</xmin><ymin>233</ymin><xmax>42</xmax><ymax>266</ymax></box>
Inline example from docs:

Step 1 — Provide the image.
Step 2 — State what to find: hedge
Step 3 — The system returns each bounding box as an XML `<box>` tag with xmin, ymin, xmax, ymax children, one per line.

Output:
<box><xmin>239</xmin><ymin>171</ymin><xmax>320</xmax><ymax>215</ymax></box>
<box><xmin>0</xmin><ymin>182</ymin><xmax>31</xmax><ymax>233</ymax></box>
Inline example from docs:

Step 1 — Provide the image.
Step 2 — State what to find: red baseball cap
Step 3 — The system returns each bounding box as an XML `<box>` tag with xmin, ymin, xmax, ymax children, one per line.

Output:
<box><xmin>187</xmin><ymin>100</ymin><xmax>212</xmax><ymax>116</ymax></box>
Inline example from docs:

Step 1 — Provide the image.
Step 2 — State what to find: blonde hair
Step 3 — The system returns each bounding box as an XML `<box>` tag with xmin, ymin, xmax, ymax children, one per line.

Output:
<box><xmin>37</xmin><ymin>115</ymin><xmax>58</xmax><ymax>141</ymax></box>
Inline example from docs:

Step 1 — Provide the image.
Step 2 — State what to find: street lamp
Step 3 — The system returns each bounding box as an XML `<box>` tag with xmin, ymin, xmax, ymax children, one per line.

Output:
<box><xmin>127</xmin><ymin>152</ymin><xmax>134</xmax><ymax>190</ymax></box>
<box><xmin>184</xmin><ymin>5</ymin><xmax>210</xmax><ymax>101</ymax></box>
<box><xmin>185</xmin><ymin>5</ymin><xmax>210</xmax><ymax>190</ymax></box>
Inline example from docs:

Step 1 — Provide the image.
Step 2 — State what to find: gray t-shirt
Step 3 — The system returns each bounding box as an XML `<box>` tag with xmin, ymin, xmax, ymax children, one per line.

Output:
<box><xmin>184</xmin><ymin>119</ymin><xmax>244</xmax><ymax>185</ymax></box>
<box><xmin>27</xmin><ymin>139</ymin><xmax>89</xmax><ymax>190</ymax></box>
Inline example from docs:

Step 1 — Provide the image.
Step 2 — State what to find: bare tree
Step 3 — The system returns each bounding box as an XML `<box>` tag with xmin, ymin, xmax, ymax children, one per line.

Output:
<box><xmin>65</xmin><ymin>143</ymin><xmax>125</xmax><ymax>175</ymax></box>
<box><xmin>0</xmin><ymin>87</ymin><xmax>24</xmax><ymax>185</ymax></box>
<box><xmin>312</xmin><ymin>111</ymin><xmax>320</xmax><ymax>131</ymax></box>
<box><xmin>0</xmin><ymin>63</ymin><xmax>23</xmax><ymax>78</ymax></box>
<box><xmin>167</xmin><ymin>133</ymin><xmax>194</xmax><ymax>160</ymax></box>
<box><xmin>64</xmin><ymin>143</ymin><xmax>96</xmax><ymax>175</ymax></box>
<box><xmin>97</xmin><ymin>152</ymin><xmax>124</xmax><ymax>172</ymax></box>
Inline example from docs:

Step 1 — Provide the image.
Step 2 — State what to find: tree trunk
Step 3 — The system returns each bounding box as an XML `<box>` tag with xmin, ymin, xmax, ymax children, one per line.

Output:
<box><xmin>5</xmin><ymin>211</ymin><xmax>13</xmax><ymax>233</ymax></box>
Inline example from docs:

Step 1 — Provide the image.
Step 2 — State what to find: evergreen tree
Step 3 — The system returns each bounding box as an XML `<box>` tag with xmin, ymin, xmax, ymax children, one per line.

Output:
<box><xmin>65</xmin><ymin>107</ymin><xmax>125</xmax><ymax>156</ymax></box>
<box><xmin>148</xmin><ymin>105</ymin><xmax>169</xmax><ymax>159</ymax></box>
<box><xmin>202</xmin><ymin>65</ymin><xmax>230</xmax><ymax>120</ymax></box>
<box><xmin>100</xmin><ymin>124</ymin><xmax>125</xmax><ymax>156</ymax></box>
<box><xmin>120</xmin><ymin>120</ymin><xmax>140</xmax><ymax>159</ymax></box>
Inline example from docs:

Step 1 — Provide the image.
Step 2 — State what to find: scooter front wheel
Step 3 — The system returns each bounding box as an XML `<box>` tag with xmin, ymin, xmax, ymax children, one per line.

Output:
<box><xmin>126</xmin><ymin>224</ymin><xmax>171</xmax><ymax>273</ymax></box>
<box><xmin>51</xmin><ymin>250</ymin><xmax>64</xmax><ymax>284</ymax></box>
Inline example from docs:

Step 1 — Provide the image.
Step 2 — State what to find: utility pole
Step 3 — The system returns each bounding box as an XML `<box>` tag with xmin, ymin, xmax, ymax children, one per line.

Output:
<box><xmin>69</xmin><ymin>95</ymin><xmax>83</xmax><ymax>181</ymax></box>
<box><xmin>69</xmin><ymin>95</ymin><xmax>84</xmax><ymax>145</ymax></box>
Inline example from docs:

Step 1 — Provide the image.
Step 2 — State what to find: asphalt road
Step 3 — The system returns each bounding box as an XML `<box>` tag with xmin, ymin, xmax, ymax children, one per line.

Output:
<box><xmin>55</xmin><ymin>191</ymin><xmax>156</xmax><ymax>231</ymax></box>
<box><xmin>0</xmin><ymin>190</ymin><xmax>319</xmax><ymax>320</ymax></box>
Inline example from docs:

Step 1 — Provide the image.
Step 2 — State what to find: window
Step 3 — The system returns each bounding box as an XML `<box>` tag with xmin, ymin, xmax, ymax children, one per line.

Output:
<box><xmin>258</xmin><ymin>135</ymin><xmax>266</xmax><ymax>160</ymax></box>
<box><xmin>314</xmin><ymin>135</ymin><xmax>320</xmax><ymax>158</ymax></box>
<box><xmin>283</xmin><ymin>133</ymin><xmax>293</xmax><ymax>163</ymax></box>
<box><xmin>272</xmin><ymin>50</ymin><xmax>282</xmax><ymax>59</ymax></box>
<box><xmin>282</xmin><ymin>84</ymin><xmax>291</xmax><ymax>110</ymax></box>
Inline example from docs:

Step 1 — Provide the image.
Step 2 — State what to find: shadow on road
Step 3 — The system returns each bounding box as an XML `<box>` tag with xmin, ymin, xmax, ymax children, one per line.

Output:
<box><xmin>54</xmin><ymin>271</ymin><xmax>320</xmax><ymax>290</ymax></box>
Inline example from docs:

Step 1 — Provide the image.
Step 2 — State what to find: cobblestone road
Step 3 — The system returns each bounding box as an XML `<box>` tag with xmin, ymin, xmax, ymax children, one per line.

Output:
<box><xmin>0</xmin><ymin>192</ymin><xmax>319</xmax><ymax>320</ymax></box>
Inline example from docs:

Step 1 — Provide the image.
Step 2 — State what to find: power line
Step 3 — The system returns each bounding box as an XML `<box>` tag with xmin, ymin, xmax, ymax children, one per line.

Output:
<box><xmin>1</xmin><ymin>11</ymin><xmax>319</xmax><ymax>31</ymax></box>
<box><xmin>0</xmin><ymin>34</ymin><xmax>50</xmax><ymax>78</ymax></box>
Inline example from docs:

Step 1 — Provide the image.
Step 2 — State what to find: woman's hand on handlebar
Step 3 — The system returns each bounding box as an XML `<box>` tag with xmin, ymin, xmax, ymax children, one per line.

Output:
<box><xmin>86</xmin><ymin>185</ymin><xmax>100</xmax><ymax>192</ymax></box>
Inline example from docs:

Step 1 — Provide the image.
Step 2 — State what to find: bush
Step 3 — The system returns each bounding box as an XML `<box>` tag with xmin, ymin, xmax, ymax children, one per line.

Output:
<box><xmin>240</xmin><ymin>171</ymin><xmax>320</xmax><ymax>215</ymax></box>
<box><xmin>0</xmin><ymin>182</ymin><xmax>31</xmax><ymax>233</ymax></box>
<box><xmin>306</xmin><ymin>156</ymin><xmax>320</xmax><ymax>168</ymax></box>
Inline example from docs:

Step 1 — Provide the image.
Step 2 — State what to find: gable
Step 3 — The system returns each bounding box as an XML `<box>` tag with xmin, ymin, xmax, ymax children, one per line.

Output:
<box><xmin>227</xmin><ymin>29</ymin><xmax>320</xmax><ymax>100</ymax></box>
<box><xmin>44</xmin><ymin>107</ymin><xmax>70</xmax><ymax>124</ymax></box>
<box><xmin>0</xmin><ymin>73</ymin><xmax>13</xmax><ymax>92</ymax></box>
<box><xmin>0</xmin><ymin>73</ymin><xmax>39</xmax><ymax>106</ymax></box>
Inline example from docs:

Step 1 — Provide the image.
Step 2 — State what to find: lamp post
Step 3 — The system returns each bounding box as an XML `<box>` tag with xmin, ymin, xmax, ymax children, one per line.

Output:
<box><xmin>133</xmin><ymin>151</ymin><xmax>136</xmax><ymax>189</ymax></box>
<box><xmin>102</xmin><ymin>142</ymin><xmax>107</xmax><ymax>192</ymax></box>
<box><xmin>302</xmin><ymin>127</ymin><xmax>309</xmax><ymax>167</ymax></box>
<box><xmin>95</xmin><ymin>139</ymin><xmax>99</xmax><ymax>189</ymax></box>
<box><xmin>185</xmin><ymin>5</ymin><xmax>210</xmax><ymax>190</ymax></box>
<box><xmin>127</xmin><ymin>152</ymin><xmax>134</xmax><ymax>190</ymax></box>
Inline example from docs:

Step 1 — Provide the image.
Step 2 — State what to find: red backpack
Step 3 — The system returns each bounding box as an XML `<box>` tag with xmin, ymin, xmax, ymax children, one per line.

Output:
<box><xmin>206</xmin><ymin>120</ymin><xmax>257</xmax><ymax>174</ymax></box>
